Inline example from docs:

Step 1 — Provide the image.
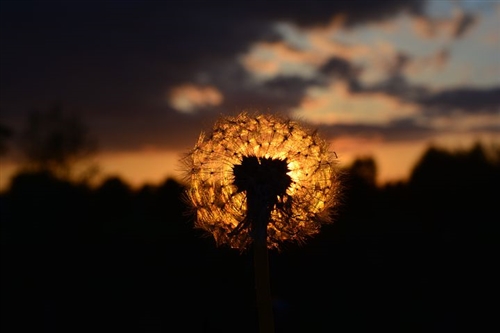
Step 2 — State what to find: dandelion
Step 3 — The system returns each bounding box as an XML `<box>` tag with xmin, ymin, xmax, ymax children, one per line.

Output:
<box><xmin>182</xmin><ymin>111</ymin><xmax>342</xmax><ymax>333</ymax></box>
<box><xmin>183</xmin><ymin>111</ymin><xmax>341</xmax><ymax>251</ymax></box>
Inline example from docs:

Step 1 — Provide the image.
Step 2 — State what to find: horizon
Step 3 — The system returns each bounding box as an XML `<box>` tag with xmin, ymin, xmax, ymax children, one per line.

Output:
<box><xmin>1</xmin><ymin>136</ymin><xmax>497</xmax><ymax>193</ymax></box>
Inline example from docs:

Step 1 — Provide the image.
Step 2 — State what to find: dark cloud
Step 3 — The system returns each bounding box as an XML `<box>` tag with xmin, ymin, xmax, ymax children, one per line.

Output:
<box><xmin>317</xmin><ymin>119</ymin><xmax>437</xmax><ymax>143</ymax></box>
<box><xmin>452</xmin><ymin>11</ymin><xmax>477</xmax><ymax>38</ymax></box>
<box><xmin>344</xmin><ymin>64</ymin><xmax>499</xmax><ymax>117</ymax></box>
<box><xmin>0</xmin><ymin>0</ymin><xmax>426</xmax><ymax>67</ymax></box>
<box><xmin>0</xmin><ymin>1</ymin><xmax>275</xmax><ymax>119</ymax></box>
<box><xmin>357</xmin><ymin>75</ymin><xmax>429</xmax><ymax>102</ymax></box>
<box><xmin>388</xmin><ymin>53</ymin><xmax>411</xmax><ymax>77</ymax></box>
<box><xmin>237</xmin><ymin>0</ymin><xmax>424</xmax><ymax>27</ymax></box>
<box><xmin>319</xmin><ymin>57</ymin><xmax>362</xmax><ymax>80</ymax></box>
<box><xmin>418</xmin><ymin>86</ymin><xmax>500</xmax><ymax>115</ymax></box>
<box><xmin>413</xmin><ymin>9</ymin><xmax>478</xmax><ymax>40</ymax></box>
<box><xmin>0</xmin><ymin>0</ymin><xmax>426</xmax><ymax>110</ymax></box>
<box><xmin>383</xmin><ymin>112</ymin><xmax>500</xmax><ymax>140</ymax></box>
<box><xmin>319</xmin><ymin>50</ymin><xmax>423</xmax><ymax>100</ymax></box>
<box><xmin>223</xmin><ymin>75</ymin><xmax>321</xmax><ymax>113</ymax></box>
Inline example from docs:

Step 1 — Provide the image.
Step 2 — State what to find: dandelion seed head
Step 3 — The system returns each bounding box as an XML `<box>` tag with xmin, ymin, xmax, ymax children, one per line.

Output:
<box><xmin>182</xmin><ymin>112</ymin><xmax>342</xmax><ymax>251</ymax></box>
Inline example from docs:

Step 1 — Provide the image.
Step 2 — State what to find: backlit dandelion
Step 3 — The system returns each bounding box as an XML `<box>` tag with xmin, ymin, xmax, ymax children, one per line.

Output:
<box><xmin>183</xmin><ymin>111</ymin><xmax>342</xmax><ymax>333</ymax></box>
<box><xmin>183</xmin><ymin>112</ymin><xmax>342</xmax><ymax>251</ymax></box>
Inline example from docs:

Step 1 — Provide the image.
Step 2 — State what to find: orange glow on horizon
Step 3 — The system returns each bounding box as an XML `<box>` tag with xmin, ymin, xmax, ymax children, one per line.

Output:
<box><xmin>330</xmin><ymin>136</ymin><xmax>424</xmax><ymax>184</ymax></box>
<box><xmin>1</xmin><ymin>132</ymin><xmax>497</xmax><ymax>193</ymax></box>
<box><xmin>0</xmin><ymin>150</ymin><xmax>184</xmax><ymax>192</ymax></box>
<box><xmin>95</xmin><ymin>150</ymin><xmax>185</xmax><ymax>188</ymax></box>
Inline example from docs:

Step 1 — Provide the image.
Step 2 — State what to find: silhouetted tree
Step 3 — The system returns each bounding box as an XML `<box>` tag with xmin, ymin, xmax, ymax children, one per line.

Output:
<box><xmin>91</xmin><ymin>176</ymin><xmax>133</xmax><ymax>240</ymax></box>
<box><xmin>341</xmin><ymin>156</ymin><xmax>378</xmax><ymax>222</ymax></box>
<box><xmin>17</xmin><ymin>105</ymin><xmax>98</xmax><ymax>181</ymax></box>
<box><xmin>408</xmin><ymin>142</ymin><xmax>499</xmax><ymax>221</ymax></box>
<box><xmin>406</xmin><ymin>142</ymin><xmax>499</xmax><ymax>332</ymax></box>
<box><xmin>350</xmin><ymin>156</ymin><xmax>377</xmax><ymax>187</ymax></box>
<box><xmin>3</xmin><ymin>134</ymin><xmax>498</xmax><ymax>333</ymax></box>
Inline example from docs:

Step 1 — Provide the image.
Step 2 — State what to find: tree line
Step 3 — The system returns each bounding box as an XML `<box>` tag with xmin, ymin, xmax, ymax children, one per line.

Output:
<box><xmin>1</xmin><ymin>107</ymin><xmax>498</xmax><ymax>332</ymax></box>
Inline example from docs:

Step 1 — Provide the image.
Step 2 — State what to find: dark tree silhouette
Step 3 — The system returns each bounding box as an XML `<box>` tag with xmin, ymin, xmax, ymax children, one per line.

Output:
<box><xmin>2</xmin><ymin>140</ymin><xmax>498</xmax><ymax>333</ymax></box>
<box><xmin>17</xmin><ymin>105</ymin><xmax>97</xmax><ymax>180</ymax></box>
<box><xmin>349</xmin><ymin>156</ymin><xmax>377</xmax><ymax>187</ymax></box>
<box><xmin>406</xmin><ymin>142</ymin><xmax>499</xmax><ymax>332</ymax></box>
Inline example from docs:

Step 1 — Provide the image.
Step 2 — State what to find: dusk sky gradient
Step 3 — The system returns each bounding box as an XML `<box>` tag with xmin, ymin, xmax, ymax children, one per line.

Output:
<box><xmin>1</xmin><ymin>0</ymin><xmax>499</xmax><ymax>190</ymax></box>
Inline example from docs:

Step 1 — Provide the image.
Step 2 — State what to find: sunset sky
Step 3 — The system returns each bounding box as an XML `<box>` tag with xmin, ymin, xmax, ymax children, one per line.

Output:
<box><xmin>1</xmin><ymin>0</ymin><xmax>499</xmax><ymax>191</ymax></box>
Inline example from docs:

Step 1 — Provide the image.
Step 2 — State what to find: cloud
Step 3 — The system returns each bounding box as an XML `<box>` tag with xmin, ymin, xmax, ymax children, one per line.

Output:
<box><xmin>412</xmin><ymin>8</ymin><xmax>478</xmax><ymax>39</ymax></box>
<box><xmin>225</xmin><ymin>0</ymin><xmax>424</xmax><ymax>28</ymax></box>
<box><xmin>350</xmin><ymin>44</ymin><xmax>449</xmax><ymax>88</ymax></box>
<box><xmin>426</xmin><ymin>112</ymin><xmax>500</xmax><ymax>133</ymax></box>
<box><xmin>218</xmin><ymin>74</ymin><xmax>320</xmax><ymax>115</ymax></box>
<box><xmin>5</xmin><ymin>0</ymin><xmax>496</xmax><ymax>157</ymax></box>
<box><xmin>168</xmin><ymin>84</ymin><xmax>223</xmax><ymax>113</ymax></box>
<box><xmin>406</xmin><ymin>48</ymin><xmax>450</xmax><ymax>74</ymax></box>
<box><xmin>417</xmin><ymin>86</ymin><xmax>500</xmax><ymax>115</ymax></box>
<box><xmin>240</xmin><ymin>41</ymin><xmax>325</xmax><ymax>80</ymax></box>
<box><xmin>318</xmin><ymin>57</ymin><xmax>361</xmax><ymax>79</ymax></box>
<box><xmin>291</xmin><ymin>81</ymin><xmax>420</xmax><ymax>126</ymax></box>
<box><xmin>239</xmin><ymin>20</ymin><xmax>371</xmax><ymax>82</ymax></box>
<box><xmin>316</xmin><ymin>119</ymin><xmax>436</xmax><ymax>143</ymax></box>
<box><xmin>0</xmin><ymin>0</ymin><xmax>425</xmax><ymax>119</ymax></box>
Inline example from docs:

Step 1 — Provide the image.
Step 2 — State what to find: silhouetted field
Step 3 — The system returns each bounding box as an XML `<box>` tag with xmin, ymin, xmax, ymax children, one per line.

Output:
<box><xmin>1</xmin><ymin>144</ymin><xmax>498</xmax><ymax>333</ymax></box>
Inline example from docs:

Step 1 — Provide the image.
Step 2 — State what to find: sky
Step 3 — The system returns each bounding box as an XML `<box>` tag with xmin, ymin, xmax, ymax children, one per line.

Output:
<box><xmin>0</xmin><ymin>0</ymin><xmax>499</xmax><ymax>191</ymax></box>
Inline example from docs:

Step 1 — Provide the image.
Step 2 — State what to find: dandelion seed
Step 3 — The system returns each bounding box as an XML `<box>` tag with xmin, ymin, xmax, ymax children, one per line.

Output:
<box><xmin>182</xmin><ymin>111</ymin><xmax>342</xmax><ymax>251</ymax></box>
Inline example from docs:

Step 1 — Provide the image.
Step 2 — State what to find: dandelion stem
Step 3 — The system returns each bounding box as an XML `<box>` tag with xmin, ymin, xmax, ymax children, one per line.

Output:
<box><xmin>253</xmin><ymin>219</ymin><xmax>275</xmax><ymax>333</ymax></box>
<box><xmin>247</xmin><ymin>190</ymin><xmax>276</xmax><ymax>333</ymax></box>
<box><xmin>234</xmin><ymin>156</ymin><xmax>289</xmax><ymax>333</ymax></box>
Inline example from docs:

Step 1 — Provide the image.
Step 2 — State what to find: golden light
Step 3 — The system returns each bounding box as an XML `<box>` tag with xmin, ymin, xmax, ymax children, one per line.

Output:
<box><xmin>182</xmin><ymin>112</ymin><xmax>342</xmax><ymax>251</ymax></box>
